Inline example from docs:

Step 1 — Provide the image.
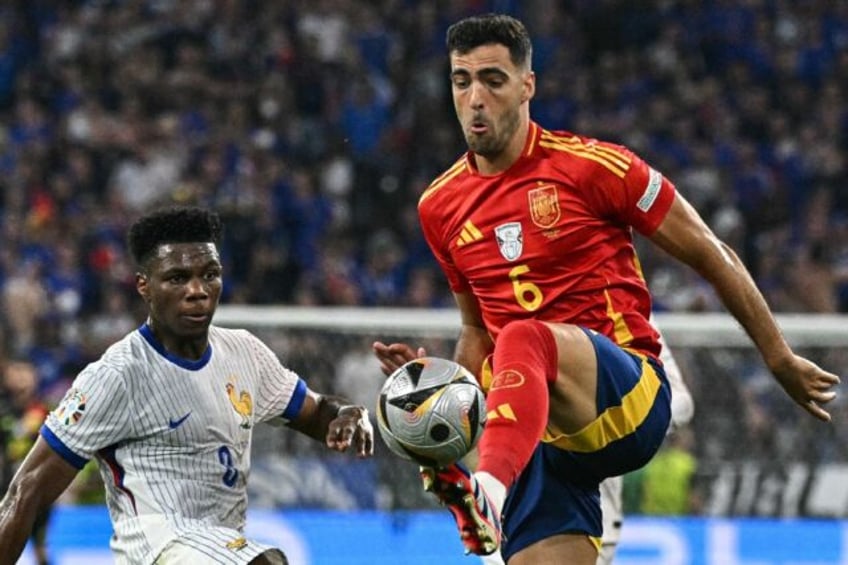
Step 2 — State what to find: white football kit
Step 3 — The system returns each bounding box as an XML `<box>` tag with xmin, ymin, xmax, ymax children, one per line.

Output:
<box><xmin>42</xmin><ymin>324</ymin><xmax>307</xmax><ymax>565</ymax></box>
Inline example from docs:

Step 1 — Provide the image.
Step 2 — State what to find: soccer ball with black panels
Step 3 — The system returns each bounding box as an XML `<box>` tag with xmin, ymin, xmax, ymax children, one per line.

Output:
<box><xmin>375</xmin><ymin>357</ymin><xmax>486</xmax><ymax>467</ymax></box>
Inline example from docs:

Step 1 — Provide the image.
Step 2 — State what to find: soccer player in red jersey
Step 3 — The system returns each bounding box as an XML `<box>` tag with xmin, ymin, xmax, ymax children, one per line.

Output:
<box><xmin>373</xmin><ymin>13</ymin><xmax>839</xmax><ymax>565</ymax></box>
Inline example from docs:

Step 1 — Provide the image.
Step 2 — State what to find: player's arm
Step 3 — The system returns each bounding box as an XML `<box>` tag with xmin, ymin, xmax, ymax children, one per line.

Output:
<box><xmin>452</xmin><ymin>291</ymin><xmax>495</xmax><ymax>379</ymax></box>
<box><xmin>372</xmin><ymin>342</ymin><xmax>427</xmax><ymax>376</ymax></box>
<box><xmin>0</xmin><ymin>437</ymin><xmax>78</xmax><ymax>563</ymax></box>
<box><xmin>649</xmin><ymin>192</ymin><xmax>840</xmax><ymax>420</ymax></box>
<box><xmin>443</xmin><ymin>291</ymin><xmax>495</xmax><ymax>474</ymax></box>
<box><xmin>371</xmin><ymin>292</ymin><xmax>490</xmax><ymax>380</ymax></box>
<box><xmin>287</xmin><ymin>389</ymin><xmax>373</xmax><ymax>457</ymax></box>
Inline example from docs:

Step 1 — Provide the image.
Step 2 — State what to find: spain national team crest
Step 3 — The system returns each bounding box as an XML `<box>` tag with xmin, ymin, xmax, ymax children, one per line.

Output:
<box><xmin>528</xmin><ymin>184</ymin><xmax>560</xmax><ymax>228</ymax></box>
<box><xmin>495</xmin><ymin>222</ymin><xmax>523</xmax><ymax>261</ymax></box>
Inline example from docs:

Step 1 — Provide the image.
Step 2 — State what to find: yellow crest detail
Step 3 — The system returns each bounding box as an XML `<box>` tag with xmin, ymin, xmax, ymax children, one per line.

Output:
<box><xmin>528</xmin><ymin>185</ymin><xmax>560</xmax><ymax>229</ymax></box>
<box><xmin>226</xmin><ymin>377</ymin><xmax>253</xmax><ymax>429</ymax></box>
<box><xmin>226</xmin><ymin>536</ymin><xmax>248</xmax><ymax>550</ymax></box>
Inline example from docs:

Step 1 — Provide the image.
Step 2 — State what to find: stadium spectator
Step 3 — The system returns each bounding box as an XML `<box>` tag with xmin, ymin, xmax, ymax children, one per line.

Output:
<box><xmin>2</xmin><ymin>259</ymin><xmax>47</xmax><ymax>355</ymax></box>
<box><xmin>0</xmin><ymin>360</ymin><xmax>52</xmax><ymax>565</ymax></box>
<box><xmin>639</xmin><ymin>427</ymin><xmax>700</xmax><ymax>516</ymax></box>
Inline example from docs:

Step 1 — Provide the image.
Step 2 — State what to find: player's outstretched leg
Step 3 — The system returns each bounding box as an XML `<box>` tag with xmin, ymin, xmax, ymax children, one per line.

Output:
<box><xmin>421</xmin><ymin>463</ymin><xmax>502</xmax><ymax>555</ymax></box>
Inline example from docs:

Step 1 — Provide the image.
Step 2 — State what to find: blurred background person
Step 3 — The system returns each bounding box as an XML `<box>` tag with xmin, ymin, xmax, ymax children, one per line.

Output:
<box><xmin>0</xmin><ymin>360</ymin><xmax>52</xmax><ymax>565</ymax></box>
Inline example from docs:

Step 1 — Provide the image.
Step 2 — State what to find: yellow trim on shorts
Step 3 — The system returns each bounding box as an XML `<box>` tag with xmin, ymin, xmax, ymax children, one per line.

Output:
<box><xmin>589</xmin><ymin>535</ymin><xmax>602</xmax><ymax>552</ymax></box>
<box><xmin>541</xmin><ymin>353</ymin><xmax>661</xmax><ymax>452</ymax></box>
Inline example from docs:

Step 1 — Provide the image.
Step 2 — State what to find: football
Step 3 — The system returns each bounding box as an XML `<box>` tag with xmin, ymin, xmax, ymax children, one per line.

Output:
<box><xmin>375</xmin><ymin>357</ymin><xmax>486</xmax><ymax>467</ymax></box>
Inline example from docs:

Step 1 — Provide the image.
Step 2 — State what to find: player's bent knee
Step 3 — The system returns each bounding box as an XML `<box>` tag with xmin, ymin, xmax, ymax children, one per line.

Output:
<box><xmin>500</xmin><ymin>319</ymin><xmax>586</xmax><ymax>350</ymax></box>
<box><xmin>496</xmin><ymin>319</ymin><xmax>559</xmax><ymax>383</ymax></box>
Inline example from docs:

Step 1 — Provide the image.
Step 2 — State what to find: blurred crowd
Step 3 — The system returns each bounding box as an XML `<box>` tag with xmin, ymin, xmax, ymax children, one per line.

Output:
<box><xmin>1</xmin><ymin>0</ymin><xmax>847</xmax><ymax>506</ymax></box>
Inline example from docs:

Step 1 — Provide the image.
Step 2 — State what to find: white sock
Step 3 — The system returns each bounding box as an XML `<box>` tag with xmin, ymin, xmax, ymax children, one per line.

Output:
<box><xmin>474</xmin><ymin>471</ymin><xmax>507</xmax><ymax>516</ymax></box>
<box><xmin>479</xmin><ymin>550</ymin><xmax>507</xmax><ymax>565</ymax></box>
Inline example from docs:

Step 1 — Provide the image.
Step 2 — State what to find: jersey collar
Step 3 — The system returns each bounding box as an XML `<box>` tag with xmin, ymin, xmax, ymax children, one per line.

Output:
<box><xmin>465</xmin><ymin>121</ymin><xmax>541</xmax><ymax>175</ymax></box>
<box><xmin>138</xmin><ymin>323</ymin><xmax>213</xmax><ymax>371</ymax></box>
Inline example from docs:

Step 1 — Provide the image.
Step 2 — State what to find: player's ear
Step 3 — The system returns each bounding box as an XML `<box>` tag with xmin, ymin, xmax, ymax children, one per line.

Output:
<box><xmin>521</xmin><ymin>70</ymin><xmax>535</xmax><ymax>103</ymax></box>
<box><xmin>136</xmin><ymin>272</ymin><xmax>151</xmax><ymax>303</ymax></box>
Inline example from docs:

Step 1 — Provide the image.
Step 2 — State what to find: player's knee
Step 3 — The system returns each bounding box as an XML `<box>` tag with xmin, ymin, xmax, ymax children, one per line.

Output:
<box><xmin>498</xmin><ymin>319</ymin><xmax>555</xmax><ymax>349</ymax></box>
<box><xmin>500</xmin><ymin>319</ymin><xmax>585</xmax><ymax>349</ymax></box>
<box><xmin>496</xmin><ymin>320</ymin><xmax>559</xmax><ymax>383</ymax></box>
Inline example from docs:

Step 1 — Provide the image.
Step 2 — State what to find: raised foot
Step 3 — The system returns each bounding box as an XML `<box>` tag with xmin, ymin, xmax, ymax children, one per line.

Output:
<box><xmin>420</xmin><ymin>464</ymin><xmax>501</xmax><ymax>555</ymax></box>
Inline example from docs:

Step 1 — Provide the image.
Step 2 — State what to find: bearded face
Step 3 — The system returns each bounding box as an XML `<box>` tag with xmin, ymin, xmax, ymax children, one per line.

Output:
<box><xmin>449</xmin><ymin>44</ymin><xmax>534</xmax><ymax>169</ymax></box>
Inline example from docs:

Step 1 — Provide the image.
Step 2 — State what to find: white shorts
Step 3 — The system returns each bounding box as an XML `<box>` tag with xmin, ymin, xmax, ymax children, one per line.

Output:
<box><xmin>153</xmin><ymin>527</ymin><xmax>284</xmax><ymax>565</ymax></box>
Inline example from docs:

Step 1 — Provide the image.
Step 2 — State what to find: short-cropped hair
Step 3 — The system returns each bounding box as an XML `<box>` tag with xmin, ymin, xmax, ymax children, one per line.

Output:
<box><xmin>446</xmin><ymin>13</ymin><xmax>532</xmax><ymax>70</ymax></box>
<box><xmin>127</xmin><ymin>206</ymin><xmax>223</xmax><ymax>267</ymax></box>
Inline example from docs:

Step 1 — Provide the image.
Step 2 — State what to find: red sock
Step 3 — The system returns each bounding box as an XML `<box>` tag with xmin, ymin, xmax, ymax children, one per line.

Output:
<box><xmin>476</xmin><ymin>319</ymin><xmax>558</xmax><ymax>488</ymax></box>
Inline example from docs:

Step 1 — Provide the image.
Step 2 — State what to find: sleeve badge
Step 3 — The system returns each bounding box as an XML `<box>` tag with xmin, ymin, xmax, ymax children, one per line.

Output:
<box><xmin>54</xmin><ymin>388</ymin><xmax>87</xmax><ymax>426</ymax></box>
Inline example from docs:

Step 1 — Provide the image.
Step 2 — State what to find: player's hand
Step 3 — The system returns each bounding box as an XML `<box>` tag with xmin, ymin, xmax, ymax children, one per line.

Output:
<box><xmin>772</xmin><ymin>354</ymin><xmax>840</xmax><ymax>422</ymax></box>
<box><xmin>372</xmin><ymin>341</ymin><xmax>427</xmax><ymax>376</ymax></box>
<box><xmin>327</xmin><ymin>405</ymin><xmax>374</xmax><ymax>457</ymax></box>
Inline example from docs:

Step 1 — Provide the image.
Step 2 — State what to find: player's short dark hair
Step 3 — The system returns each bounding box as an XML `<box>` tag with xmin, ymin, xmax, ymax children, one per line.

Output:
<box><xmin>127</xmin><ymin>206</ymin><xmax>223</xmax><ymax>267</ymax></box>
<box><xmin>446</xmin><ymin>13</ymin><xmax>532</xmax><ymax>70</ymax></box>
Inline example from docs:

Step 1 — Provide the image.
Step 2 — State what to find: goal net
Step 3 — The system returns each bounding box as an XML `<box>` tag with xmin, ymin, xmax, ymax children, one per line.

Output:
<box><xmin>215</xmin><ymin>306</ymin><xmax>848</xmax><ymax>518</ymax></box>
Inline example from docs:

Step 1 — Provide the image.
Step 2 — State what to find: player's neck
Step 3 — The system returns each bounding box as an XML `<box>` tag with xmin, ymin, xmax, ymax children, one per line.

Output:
<box><xmin>146</xmin><ymin>320</ymin><xmax>210</xmax><ymax>361</ymax></box>
<box><xmin>473</xmin><ymin>119</ymin><xmax>531</xmax><ymax>176</ymax></box>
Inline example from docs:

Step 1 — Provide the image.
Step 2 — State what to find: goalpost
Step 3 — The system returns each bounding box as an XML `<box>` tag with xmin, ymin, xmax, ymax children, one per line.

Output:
<box><xmin>215</xmin><ymin>306</ymin><xmax>848</xmax><ymax>518</ymax></box>
<box><xmin>215</xmin><ymin>306</ymin><xmax>848</xmax><ymax>347</ymax></box>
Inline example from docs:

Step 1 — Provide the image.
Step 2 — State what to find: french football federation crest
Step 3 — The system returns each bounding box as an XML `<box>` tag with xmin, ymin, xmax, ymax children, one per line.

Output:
<box><xmin>226</xmin><ymin>536</ymin><xmax>248</xmax><ymax>551</ymax></box>
<box><xmin>226</xmin><ymin>377</ymin><xmax>253</xmax><ymax>429</ymax></box>
<box><xmin>528</xmin><ymin>184</ymin><xmax>560</xmax><ymax>228</ymax></box>
<box><xmin>495</xmin><ymin>222</ymin><xmax>523</xmax><ymax>261</ymax></box>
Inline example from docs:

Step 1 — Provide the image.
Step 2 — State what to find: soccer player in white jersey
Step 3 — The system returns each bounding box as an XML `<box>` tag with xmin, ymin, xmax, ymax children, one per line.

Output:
<box><xmin>0</xmin><ymin>206</ymin><xmax>374</xmax><ymax>565</ymax></box>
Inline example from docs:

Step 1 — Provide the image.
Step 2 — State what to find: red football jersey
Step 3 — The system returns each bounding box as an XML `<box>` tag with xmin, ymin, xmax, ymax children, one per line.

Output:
<box><xmin>418</xmin><ymin>122</ymin><xmax>676</xmax><ymax>358</ymax></box>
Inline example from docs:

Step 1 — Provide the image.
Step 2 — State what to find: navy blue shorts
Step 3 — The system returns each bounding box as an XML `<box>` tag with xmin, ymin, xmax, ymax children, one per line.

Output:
<box><xmin>500</xmin><ymin>328</ymin><xmax>671</xmax><ymax>560</ymax></box>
